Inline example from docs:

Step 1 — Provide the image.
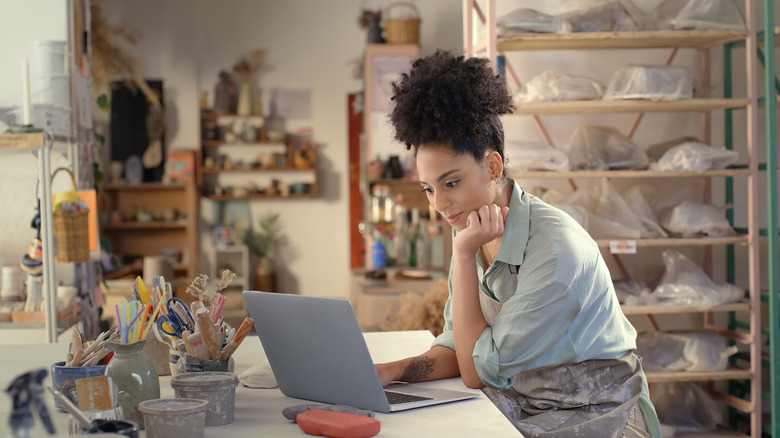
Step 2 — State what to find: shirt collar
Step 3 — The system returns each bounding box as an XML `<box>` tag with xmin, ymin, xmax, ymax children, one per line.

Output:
<box><xmin>495</xmin><ymin>178</ymin><xmax>530</xmax><ymax>267</ymax></box>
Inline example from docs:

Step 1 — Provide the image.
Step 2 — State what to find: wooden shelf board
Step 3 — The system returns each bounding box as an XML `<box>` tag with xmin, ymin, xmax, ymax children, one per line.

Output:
<box><xmin>103</xmin><ymin>264</ymin><xmax>189</xmax><ymax>280</ymax></box>
<box><xmin>205</xmin><ymin>193</ymin><xmax>317</xmax><ymax>201</ymax></box>
<box><xmin>103</xmin><ymin>183</ymin><xmax>190</xmax><ymax>191</ymax></box>
<box><xmin>0</xmin><ymin>132</ymin><xmax>45</xmax><ymax>149</ymax></box>
<box><xmin>201</xmin><ymin>139</ymin><xmax>284</xmax><ymax>147</ymax></box>
<box><xmin>200</xmin><ymin>112</ymin><xmax>264</xmax><ymax>119</ymax></box>
<box><xmin>756</xmin><ymin>26</ymin><xmax>780</xmax><ymax>48</ymax></box>
<box><xmin>102</xmin><ymin>221</ymin><xmax>188</xmax><ymax>230</ymax></box>
<box><xmin>595</xmin><ymin>235</ymin><xmax>748</xmax><ymax>248</ymax></box>
<box><xmin>497</xmin><ymin>29</ymin><xmax>748</xmax><ymax>51</ymax></box>
<box><xmin>201</xmin><ymin>167</ymin><xmax>314</xmax><ymax>174</ymax></box>
<box><xmin>645</xmin><ymin>367</ymin><xmax>752</xmax><ymax>383</ymax></box>
<box><xmin>511</xmin><ymin>98</ymin><xmax>748</xmax><ymax>115</ymax></box>
<box><xmin>510</xmin><ymin>168</ymin><xmax>750</xmax><ymax>179</ymax></box>
<box><xmin>368</xmin><ymin>178</ymin><xmax>421</xmax><ymax>185</ymax></box>
<box><xmin>621</xmin><ymin>301</ymin><xmax>750</xmax><ymax>315</ymax></box>
<box><xmin>675</xmin><ymin>428</ymin><xmax>748</xmax><ymax>438</ymax></box>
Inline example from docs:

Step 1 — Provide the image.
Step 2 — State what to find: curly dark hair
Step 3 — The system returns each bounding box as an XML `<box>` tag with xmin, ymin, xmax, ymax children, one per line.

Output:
<box><xmin>389</xmin><ymin>49</ymin><xmax>513</xmax><ymax>166</ymax></box>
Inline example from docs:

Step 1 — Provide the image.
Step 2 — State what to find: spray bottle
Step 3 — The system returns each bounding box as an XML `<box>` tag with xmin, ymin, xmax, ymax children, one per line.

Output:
<box><xmin>5</xmin><ymin>368</ymin><xmax>55</xmax><ymax>438</ymax></box>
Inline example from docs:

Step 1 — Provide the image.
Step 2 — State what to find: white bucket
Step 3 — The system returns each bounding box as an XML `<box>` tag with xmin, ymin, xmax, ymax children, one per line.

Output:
<box><xmin>1</xmin><ymin>266</ymin><xmax>22</xmax><ymax>300</ymax></box>
<box><xmin>32</xmin><ymin>75</ymin><xmax>70</xmax><ymax>107</ymax></box>
<box><xmin>32</xmin><ymin>40</ymin><xmax>67</xmax><ymax>76</ymax></box>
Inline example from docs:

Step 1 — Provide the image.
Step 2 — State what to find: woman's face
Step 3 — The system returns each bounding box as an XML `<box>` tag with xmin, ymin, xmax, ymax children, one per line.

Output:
<box><xmin>416</xmin><ymin>143</ymin><xmax>497</xmax><ymax>232</ymax></box>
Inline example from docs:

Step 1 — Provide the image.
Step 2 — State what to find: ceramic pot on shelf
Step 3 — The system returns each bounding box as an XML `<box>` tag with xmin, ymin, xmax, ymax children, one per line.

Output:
<box><xmin>237</xmin><ymin>77</ymin><xmax>252</xmax><ymax>116</ymax></box>
<box><xmin>255</xmin><ymin>256</ymin><xmax>275</xmax><ymax>292</ymax></box>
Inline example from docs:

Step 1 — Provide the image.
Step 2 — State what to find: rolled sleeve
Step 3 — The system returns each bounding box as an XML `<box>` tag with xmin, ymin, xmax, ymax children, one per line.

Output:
<box><xmin>473</xmin><ymin>281</ymin><xmax>580</xmax><ymax>388</ymax></box>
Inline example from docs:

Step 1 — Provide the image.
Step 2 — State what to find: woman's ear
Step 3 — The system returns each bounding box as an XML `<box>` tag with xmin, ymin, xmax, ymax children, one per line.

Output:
<box><xmin>485</xmin><ymin>150</ymin><xmax>503</xmax><ymax>178</ymax></box>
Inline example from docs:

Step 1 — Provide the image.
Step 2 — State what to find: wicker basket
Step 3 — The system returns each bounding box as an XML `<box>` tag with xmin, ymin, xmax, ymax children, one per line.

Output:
<box><xmin>51</xmin><ymin>168</ymin><xmax>89</xmax><ymax>263</ymax></box>
<box><xmin>385</xmin><ymin>2</ymin><xmax>421</xmax><ymax>44</ymax></box>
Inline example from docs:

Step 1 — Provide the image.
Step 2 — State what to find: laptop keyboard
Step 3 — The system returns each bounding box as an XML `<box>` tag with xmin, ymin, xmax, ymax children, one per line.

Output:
<box><xmin>385</xmin><ymin>390</ymin><xmax>434</xmax><ymax>405</ymax></box>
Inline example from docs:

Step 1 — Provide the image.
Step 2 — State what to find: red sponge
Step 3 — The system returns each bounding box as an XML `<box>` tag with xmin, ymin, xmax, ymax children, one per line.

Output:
<box><xmin>297</xmin><ymin>409</ymin><xmax>381</xmax><ymax>438</ymax></box>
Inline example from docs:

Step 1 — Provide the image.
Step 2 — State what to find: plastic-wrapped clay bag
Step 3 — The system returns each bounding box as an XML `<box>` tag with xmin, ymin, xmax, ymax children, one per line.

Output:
<box><xmin>497</xmin><ymin>8</ymin><xmax>572</xmax><ymax>34</ymax></box>
<box><xmin>636</xmin><ymin>330</ymin><xmax>738</xmax><ymax>372</ymax></box>
<box><xmin>653</xmin><ymin>249</ymin><xmax>744</xmax><ymax>309</ymax></box>
<box><xmin>651</xmin><ymin>382</ymin><xmax>726</xmax><ymax>432</ymax></box>
<box><xmin>656</xmin><ymin>0</ymin><xmax>746</xmax><ymax>30</ymax></box>
<box><xmin>604</xmin><ymin>65</ymin><xmax>693</xmax><ymax>101</ymax></box>
<box><xmin>649</xmin><ymin>141</ymin><xmax>739</xmax><ymax>172</ymax></box>
<box><xmin>623</xmin><ymin>186</ymin><xmax>668</xmax><ymax>238</ymax></box>
<box><xmin>554</xmin><ymin>179</ymin><xmax>645</xmax><ymax>239</ymax></box>
<box><xmin>504</xmin><ymin>140</ymin><xmax>569</xmax><ymax>171</ymax></box>
<box><xmin>660</xmin><ymin>201</ymin><xmax>735</xmax><ymax>237</ymax></box>
<box><xmin>613</xmin><ymin>279</ymin><xmax>652</xmax><ymax>304</ymax></box>
<box><xmin>564</xmin><ymin>125</ymin><xmax>649</xmax><ymax>170</ymax></box>
<box><xmin>559</xmin><ymin>0</ymin><xmax>639</xmax><ymax>32</ymax></box>
<box><xmin>515</xmin><ymin>71</ymin><xmax>605</xmax><ymax>103</ymax></box>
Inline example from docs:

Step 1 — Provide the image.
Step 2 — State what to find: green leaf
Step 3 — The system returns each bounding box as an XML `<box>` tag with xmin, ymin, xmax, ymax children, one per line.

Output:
<box><xmin>97</xmin><ymin>94</ymin><xmax>110</xmax><ymax>112</ymax></box>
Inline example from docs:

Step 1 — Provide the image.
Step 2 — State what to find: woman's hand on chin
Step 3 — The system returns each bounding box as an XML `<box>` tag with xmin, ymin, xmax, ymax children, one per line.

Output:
<box><xmin>454</xmin><ymin>204</ymin><xmax>509</xmax><ymax>253</ymax></box>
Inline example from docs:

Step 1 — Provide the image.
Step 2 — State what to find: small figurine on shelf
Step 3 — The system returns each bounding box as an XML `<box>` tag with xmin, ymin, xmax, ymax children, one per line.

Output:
<box><xmin>200</xmin><ymin>91</ymin><xmax>210</xmax><ymax>112</ymax></box>
<box><xmin>358</xmin><ymin>8</ymin><xmax>384</xmax><ymax>44</ymax></box>
<box><xmin>214</xmin><ymin>71</ymin><xmax>237</xmax><ymax>114</ymax></box>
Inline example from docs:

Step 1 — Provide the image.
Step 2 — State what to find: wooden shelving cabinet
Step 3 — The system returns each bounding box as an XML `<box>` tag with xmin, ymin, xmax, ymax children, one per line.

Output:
<box><xmin>465</xmin><ymin>1</ymin><xmax>763</xmax><ymax>435</ymax></box>
<box><xmin>197</xmin><ymin>112</ymin><xmax>318</xmax><ymax>201</ymax></box>
<box><xmin>101</xmin><ymin>183</ymin><xmax>199</xmax><ymax>287</ymax></box>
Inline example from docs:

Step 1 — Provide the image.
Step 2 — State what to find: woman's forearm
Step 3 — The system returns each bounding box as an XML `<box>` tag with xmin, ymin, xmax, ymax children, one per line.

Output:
<box><xmin>375</xmin><ymin>345</ymin><xmax>460</xmax><ymax>387</ymax></box>
<box><xmin>451</xmin><ymin>252</ymin><xmax>487</xmax><ymax>388</ymax></box>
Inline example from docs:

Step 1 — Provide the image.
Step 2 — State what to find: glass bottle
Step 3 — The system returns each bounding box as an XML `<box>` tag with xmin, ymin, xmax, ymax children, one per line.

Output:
<box><xmin>105</xmin><ymin>340</ymin><xmax>160</xmax><ymax>427</ymax></box>
<box><xmin>416</xmin><ymin>218</ymin><xmax>431</xmax><ymax>269</ymax></box>
<box><xmin>381</xmin><ymin>186</ymin><xmax>395</xmax><ymax>232</ymax></box>
<box><xmin>370</xmin><ymin>230</ymin><xmax>387</xmax><ymax>269</ymax></box>
<box><xmin>391</xmin><ymin>194</ymin><xmax>408</xmax><ymax>266</ymax></box>
<box><xmin>370</xmin><ymin>185</ymin><xmax>385</xmax><ymax>226</ymax></box>
<box><xmin>408</xmin><ymin>207</ymin><xmax>420</xmax><ymax>267</ymax></box>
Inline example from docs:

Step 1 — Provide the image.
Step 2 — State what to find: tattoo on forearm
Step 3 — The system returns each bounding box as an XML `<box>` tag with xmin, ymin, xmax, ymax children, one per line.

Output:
<box><xmin>400</xmin><ymin>356</ymin><xmax>436</xmax><ymax>382</ymax></box>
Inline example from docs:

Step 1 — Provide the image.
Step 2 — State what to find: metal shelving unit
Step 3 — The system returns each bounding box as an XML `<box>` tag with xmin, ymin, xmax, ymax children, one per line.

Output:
<box><xmin>0</xmin><ymin>131</ymin><xmax>86</xmax><ymax>342</ymax></box>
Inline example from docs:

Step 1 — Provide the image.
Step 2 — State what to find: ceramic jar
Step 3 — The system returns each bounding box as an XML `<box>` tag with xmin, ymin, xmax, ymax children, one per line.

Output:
<box><xmin>105</xmin><ymin>340</ymin><xmax>160</xmax><ymax>427</ymax></box>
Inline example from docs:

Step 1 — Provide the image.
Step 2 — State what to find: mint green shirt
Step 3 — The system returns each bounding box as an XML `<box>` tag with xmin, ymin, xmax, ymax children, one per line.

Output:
<box><xmin>432</xmin><ymin>179</ymin><xmax>638</xmax><ymax>388</ymax></box>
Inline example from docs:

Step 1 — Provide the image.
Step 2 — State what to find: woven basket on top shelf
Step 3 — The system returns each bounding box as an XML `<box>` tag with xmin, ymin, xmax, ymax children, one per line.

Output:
<box><xmin>385</xmin><ymin>2</ymin><xmax>421</xmax><ymax>45</ymax></box>
<box><xmin>51</xmin><ymin>167</ymin><xmax>89</xmax><ymax>263</ymax></box>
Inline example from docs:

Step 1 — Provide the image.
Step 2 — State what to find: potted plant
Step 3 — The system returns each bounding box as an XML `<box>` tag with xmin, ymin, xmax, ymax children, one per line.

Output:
<box><xmin>244</xmin><ymin>211</ymin><xmax>281</xmax><ymax>292</ymax></box>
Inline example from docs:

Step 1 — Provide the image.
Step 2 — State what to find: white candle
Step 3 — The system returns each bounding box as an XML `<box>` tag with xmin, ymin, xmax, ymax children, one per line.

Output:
<box><xmin>21</xmin><ymin>60</ymin><xmax>32</xmax><ymax>125</ymax></box>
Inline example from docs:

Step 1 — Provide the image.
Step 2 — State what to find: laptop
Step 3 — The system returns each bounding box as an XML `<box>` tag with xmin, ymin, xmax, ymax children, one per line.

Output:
<box><xmin>242</xmin><ymin>290</ymin><xmax>477</xmax><ymax>413</ymax></box>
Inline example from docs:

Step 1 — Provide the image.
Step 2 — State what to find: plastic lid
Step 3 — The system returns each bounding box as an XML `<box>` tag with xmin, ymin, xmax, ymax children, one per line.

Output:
<box><xmin>137</xmin><ymin>398</ymin><xmax>208</xmax><ymax>416</ymax></box>
<box><xmin>170</xmin><ymin>372</ymin><xmax>239</xmax><ymax>390</ymax></box>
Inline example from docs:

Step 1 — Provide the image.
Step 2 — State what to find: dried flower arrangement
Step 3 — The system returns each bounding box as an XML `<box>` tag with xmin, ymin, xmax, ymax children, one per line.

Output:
<box><xmin>233</xmin><ymin>49</ymin><xmax>267</xmax><ymax>78</ymax></box>
<box><xmin>90</xmin><ymin>3</ymin><xmax>160</xmax><ymax>108</ymax></box>
<box><xmin>185</xmin><ymin>269</ymin><xmax>236</xmax><ymax>308</ymax></box>
<box><xmin>382</xmin><ymin>278</ymin><xmax>449</xmax><ymax>336</ymax></box>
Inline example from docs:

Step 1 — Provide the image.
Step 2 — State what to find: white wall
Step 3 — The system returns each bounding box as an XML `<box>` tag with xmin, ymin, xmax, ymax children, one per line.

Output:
<box><xmin>0</xmin><ymin>0</ymin><xmax>71</xmax><ymax>269</ymax></box>
<box><xmin>90</xmin><ymin>0</ymin><xmax>461</xmax><ymax>297</ymax></box>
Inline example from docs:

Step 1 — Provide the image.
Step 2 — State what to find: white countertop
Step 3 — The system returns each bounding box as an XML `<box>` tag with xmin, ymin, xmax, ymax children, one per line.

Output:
<box><xmin>0</xmin><ymin>330</ymin><xmax>521</xmax><ymax>437</ymax></box>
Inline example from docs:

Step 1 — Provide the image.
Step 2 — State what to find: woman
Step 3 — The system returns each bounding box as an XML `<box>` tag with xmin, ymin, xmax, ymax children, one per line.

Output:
<box><xmin>374</xmin><ymin>50</ymin><xmax>661</xmax><ymax>438</ymax></box>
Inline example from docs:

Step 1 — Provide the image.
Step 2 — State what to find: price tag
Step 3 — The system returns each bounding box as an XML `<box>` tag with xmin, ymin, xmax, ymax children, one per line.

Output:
<box><xmin>609</xmin><ymin>240</ymin><xmax>636</xmax><ymax>254</ymax></box>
